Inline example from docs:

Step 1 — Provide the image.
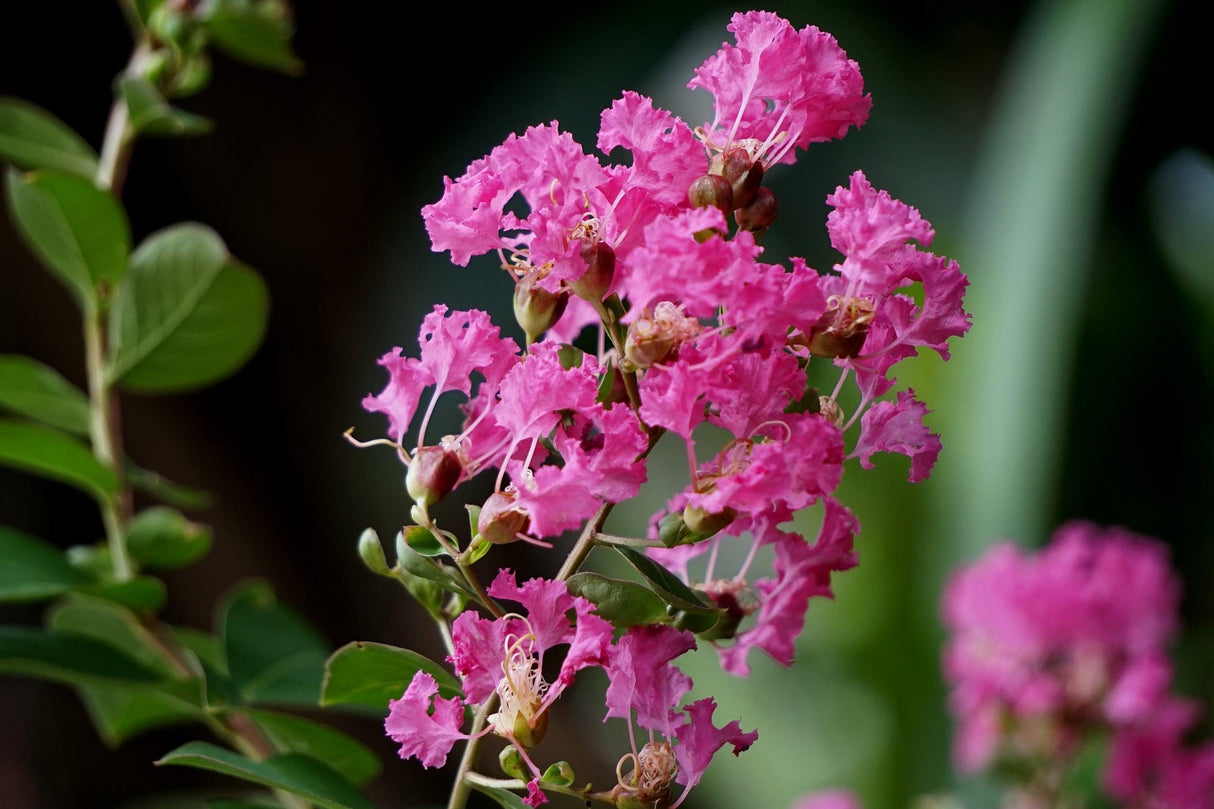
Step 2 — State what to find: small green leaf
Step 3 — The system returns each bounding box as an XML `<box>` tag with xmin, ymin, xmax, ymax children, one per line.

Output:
<box><xmin>0</xmin><ymin>625</ymin><xmax>162</xmax><ymax>684</ymax></box>
<box><xmin>0</xmin><ymin>418</ymin><xmax>118</xmax><ymax>500</ymax></box>
<box><xmin>132</xmin><ymin>0</ymin><xmax>166</xmax><ymax>25</ymax></box>
<box><xmin>540</xmin><ymin>761</ymin><xmax>574</xmax><ymax>788</ymax></box>
<box><xmin>5</xmin><ymin>168</ymin><xmax>131</xmax><ymax>307</ymax></box>
<box><xmin>0</xmin><ymin>525</ymin><xmax>93</xmax><ymax>602</ymax></box>
<box><xmin>47</xmin><ymin>593</ymin><xmax>174</xmax><ymax>673</ymax></box>
<box><xmin>356</xmin><ymin>528</ymin><xmax>391</xmax><ymax>576</ymax></box>
<box><xmin>127</xmin><ymin>462</ymin><xmax>212</xmax><ymax>510</ymax></box>
<box><xmin>0</xmin><ymin>97</ymin><xmax>98</xmax><ymax>178</ymax></box>
<box><xmin>321</xmin><ymin>641</ymin><xmax>461</xmax><ymax>711</ymax></box>
<box><xmin>78</xmin><ymin>678</ymin><xmax>205</xmax><ymax>746</ymax></box>
<box><xmin>108</xmin><ymin>224</ymin><xmax>269</xmax><ymax>392</ymax></box>
<box><xmin>245</xmin><ymin>709</ymin><xmax>382</xmax><ymax>786</ymax></box>
<box><xmin>120</xmin><ymin>77</ymin><xmax>213</xmax><ymax>137</ymax></box>
<box><xmin>404</xmin><ymin>524</ymin><xmax>444</xmax><ymax>556</ymax></box>
<box><xmin>0</xmin><ymin>355</ymin><xmax>90</xmax><ymax>434</ymax></box>
<box><xmin>202</xmin><ymin>1</ymin><xmax>303</xmax><ymax>75</ymax></box>
<box><xmin>78</xmin><ymin>576</ymin><xmax>168</xmax><ymax>613</ymax></box>
<box><xmin>566</xmin><ymin>572</ymin><xmax>670</xmax><ymax>627</ymax></box>
<box><xmin>394</xmin><ymin>532</ymin><xmax>476</xmax><ymax>599</ymax></box>
<box><xmin>126</xmin><ymin>506</ymin><xmax>213</xmax><ymax>569</ymax></box>
<box><xmin>613</xmin><ymin>546</ymin><xmax>715</xmax><ymax>614</ymax></box>
<box><xmin>221</xmin><ymin>580</ymin><xmax>329</xmax><ymax>706</ymax></box>
<box><xmin>157</xmin><ymin>742</ymin><xmax>374</xmax><ymax>809</ymax></box>
<box><xmin>468</xmin><ymin>781</ymin><xmax>530</xmax><ymax>809</ymax></box>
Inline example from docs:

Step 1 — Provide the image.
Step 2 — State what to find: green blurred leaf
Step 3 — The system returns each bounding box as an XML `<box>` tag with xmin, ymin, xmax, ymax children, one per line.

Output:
<box><xmin>132</xmin><ymin>0</ymin><xmax>166</xmax><ymax>25</ymax></box>
<box><xmin>78</xmin><ymin>576</ymin><xmax>168</xmax><ymax>613</ymax></box>
<box><xmin>120</xmin><ymin>77</ymin><xmax>213</xmax><ymax>137</ymax></box>
<box><xmin>202</xmin><ymin>1</ymin><xmax>303</xmax><ymax>75</ymax></box>
<box><xmin>245</xmin><ymin>709</ymin><xmax>382</xmax><ymax>786</ymax></box>
<box><xmin>79</xmin><ymin>678</ymin><xmax>206</xmax><ymax>746</ymax></box>
<box><xmin>220</xmin><ymin>580</ymin><xmax>328</xmax><ymax>706</ymax></box>
<box><xmin>0</xmin><ymin>418</ymin><xmax>118</xmax><ymax>500</ymax></box>
<box><xmin>108</xmin><ymin>223</ymin><xmax>269</xmax><ymax>392</ymax></box>
<box><xmin>0</xmin><ymin>97</ymin><xmax>98</xmax><ymax>178</ymax></box>
<box><xmin>0</xmin><ymin>625</ymin><xmax>162</xmax><ymax>684</ymax></box>
<box><xmin>566</xmin><ymin>571</ymin><xmax>670</xmax><ymax>627</ymax></box>
<box><xmin>157</xmin><ymin>742</ymin><xmax>374</xmax><ymax>809</ymax></box>
<box><xmin>209</xmin><ymin>801</ymin><xmax>283</xmax><ymax>809</ymax></box>
<box><xmin>0</xmin><ymin>355</ymin><xmax>90</xmax><ymax>435</ymax></box>
<box><xmin>404</xmin><ymin>524</ymin><xmax>444</xmax><ymax>556</ymax></box>
<box><xmin>127</xmin><ymin>462</ymin><xmax>212</xmax><ymax>510</ymax></box>
<box><xmin>321</xmin><ymin>641</ymin><xmax>461</xmax><ymax>711</ymax></box>
<box><xmin>5</xmin><ymin>167</ymin><xmax>131</xmax><ymax>308</ymax></box>
<box><xmin>613</xmin><ymin>545</ymin><xmax>715</xmax><ymax>613</ymax></box>
<box><xmin>394</xmin><ymin>531</ymin><xmax>476</xmax><ymax>599</ymax></box>
<box><xmin>127</xmin><ymin>506</ymin><xmax>213</xmax><ymax>569</ymax></box>
<box><xmin>48</xmin><ymin>593</ymin><xmax>174</xmax><ymax>672</ymax></box>
<box><xmin>0</xmin><ymin>525</ymin><xmax>93</xmax><ymax>602</ymax></box>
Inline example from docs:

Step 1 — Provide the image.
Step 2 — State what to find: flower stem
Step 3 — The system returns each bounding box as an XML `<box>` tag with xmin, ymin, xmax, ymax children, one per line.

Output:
<box><xmin>448</xmin><ymin>697</ymin><xmax>498</xmax><ymax>809</ymax></box>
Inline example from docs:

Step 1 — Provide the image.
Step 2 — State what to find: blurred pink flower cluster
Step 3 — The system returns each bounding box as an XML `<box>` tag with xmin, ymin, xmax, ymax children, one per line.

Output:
<box><xmin>943</xmin><ymin>522</ymin><xmax>1214</xmax><ymax>808</ymax></box>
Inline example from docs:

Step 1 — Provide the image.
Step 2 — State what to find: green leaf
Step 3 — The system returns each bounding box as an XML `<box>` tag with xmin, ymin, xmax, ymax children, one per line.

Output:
<box><xmin>244</xmin><ymin>709</ymin><xmax>382</xmax><ymax>786</ymax></box>
<box><xmin>566</xmin><ymin>572</ymin><xmax>670</xmax><ymax>627</ymax></box>
<box><xmin>47</xmin><ymin>593</ymin><xmax>174</xmax><ymax>673</ymax></box>
<box><xmin>0</xmin><ymin>355</ymin><xmax>90</xmax><ymax>434</ymax></box>
<box><xmin>5</xmin><ymin>168</ymin><xmax>131</xmax><ymax>307</ymax></box>
<box><xmin>209</xmin><ymin>801</ymin><xmax>283</xmax><ymax>809</ymax></box>
<box><xmin>78</xmin><ymin>678</ymin><xmax>205</xmax><ymax>746</ymax></box>
<box><xmin>78</xmin><ymin>576</ymin><xmax>168</xmax><ymax>613</ymax></box>
<box><xmin>120</xmin><ymin>77</ymin><xmax>213</xmax><ymax>137</ymax></box>
<box><xmin>202</xmin><ymin>1</ymin><xmax>303</xmax><ymax>75</ymax></box>
<box><xmin>0</xmin><ymin>418</ymin><xmax>118</xmax><ymax>500</ymax></box>
<box><xmin>126</xmin><ymin>506</ymin><xmax>213</xmax><ymax>569</ymax></box>
<box><xmin>468</xmin><ymin>781</ymin><xmax>530</xmax><ymax>809</ymax></box>
<box><xmin>157</xmin><ymin>742</ymin><xmax>374</xmax><ymax>809</ymax></box>
<box><xmin>108</xmin><ymin>223</ymin><xmax>269</xmax><ymax>392</ymax></box>
<box><xmin>220</xmin><ymin>580</ymin><xmax>328</xmax><ymax>706</ymax></box>
<box><xmin>0</xmin><ymin>525</ymin><xmax>93</xmax><ymax>602</ymax></box>
<box><xmin>321</xmin><ymin>641</ymin><xmax>461</xmax><ymax>711</ymax></box>
<box><xmin>132</xmin><ymin>0</ymin><xmax>166</xmax><ymax>25</ymax></box>
<box><xmin>0</xmin><ymin>97</ymin><xmax>98</xmax><ymax>178</ymax></box>
<box><xmin>394</xmin><ymin>532</ymin><xmax>476</xmax><ymax>599</ymax></box>
<box><xmin>403</xmin><ymin>524</ymin><xmax>444</xmax><ymax>556</ymax></box>
<box><xmin>127</xmin><ymin>462</ymin><xmax>212</xmax><ymax>510</ymax></box>
<box><xmin>0</xmin><ymin>625</ymin><xmax>162</xmax><ymax>684</ymax></box>
<box><xmin>613</xmin><ymin>545</ymin><xmax>715</xmax><ymax>614</ymax></box>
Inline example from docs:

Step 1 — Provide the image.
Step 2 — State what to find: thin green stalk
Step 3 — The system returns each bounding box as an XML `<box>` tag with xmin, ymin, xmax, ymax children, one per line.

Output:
<box><xmin>84</xmin><ymin>309</ymin><xmax>133</xmax><ymax>581</ymax></box>
<box><xmin>447</xmin><ymin>697</ymin><xmax>498</xmax><ymax>809</ymax></box>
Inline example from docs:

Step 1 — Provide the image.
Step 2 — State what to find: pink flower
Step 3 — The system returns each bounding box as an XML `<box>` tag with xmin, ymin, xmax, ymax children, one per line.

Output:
<box><xmin>852</xmin><ymin>389</ymin><xmax>941</xmax><ymax>482</ymax></box>
<box><xmin>384</xmin><ymin>672</ymin><xmax>468</xmax><ymax>769</ymax></box>
<box><xmin>690</xmin><ymin>11</ymin><xmax>870</xmax><ymax>166</ymax></box>
<box><xmin>672</xmin><ymin>697</ymin><xmax>758</xmax><ymax>793</ymax></box>
<box><xmin>603</xmin><ymin>624</ymin><xmax>697</xmax><ymax>736</ymax></box>
<box><xmin>791</xmin><ymin>791</ymin><xmax>864</xmax><ymax>809</ymax></box>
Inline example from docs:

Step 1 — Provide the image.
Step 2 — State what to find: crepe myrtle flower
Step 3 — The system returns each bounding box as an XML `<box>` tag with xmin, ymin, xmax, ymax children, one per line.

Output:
<box><xmin>385</xmin><ymin>572</ymin><xmax>612</xmax><ymax>769</ymax></box>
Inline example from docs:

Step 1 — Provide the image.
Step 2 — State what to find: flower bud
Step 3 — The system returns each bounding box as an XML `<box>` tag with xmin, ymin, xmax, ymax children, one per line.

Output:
<box><xmin>696</xmin><ymin>579</ymin><xmax>753</xmax><ymax>641</ymax></box>
<box><xmin>716</xmin><ymin>146</ymin><xmax>763</xmax><ymax>209</ymax></box>
<box><xmin>405</xmin><ymin>445</ymin><xmax>462</xmax><ymax>508</ymax></box>
<box><xmin>687</xmin><ymin>174</ymin><xmax>734</xmax><ymax>214</ymax></box>
<box><xmin>734</xmin><ymin>186</ymin><xmax>778</xmax><ymax>235</ymax></box>
<box><xmin>682</xmin><ymin>503</ymin><xmax>737</xmax><ymax>538</ymax></box>
<box><xmin>569</xmin><ymin>239</ymin><xmax>615</xmax><ymax>304</ymax></box>
<box><xmin>477</xmin><ymin>490</ymin><xmax>530</xmax><ymax>545</ymax></box>
<box><xmin>357</xmin><ymin>528</ymin><xmax>392</xmax><ymax>576</ymax></box>
<box><xmin>513</xmin><ymin>266</ymin><xmax>569</xmax><ymax>343</ymax></box>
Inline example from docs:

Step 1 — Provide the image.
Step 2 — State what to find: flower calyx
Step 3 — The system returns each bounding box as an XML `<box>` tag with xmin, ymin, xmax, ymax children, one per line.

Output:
<box><xmin>478</xmin><ymin>489</ymin><xmax>531</xmax><ymax>545</ymax></box>
<box><xmin>512</xmin><ymin>262</ymin><xmax>569</xmax><ymax>344</ymax></box>
<box><xmin>612</xmin><ymin>741</ymin><xmax>678</xmax><ymax>809</ymax></box>
<box><xmin>806</xmin><ymin>295</ymin><xmax>876</xmax><ymax>358</ymax></box>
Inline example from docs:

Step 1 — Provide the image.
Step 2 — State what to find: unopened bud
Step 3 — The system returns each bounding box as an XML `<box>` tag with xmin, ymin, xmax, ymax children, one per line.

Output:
<box><xmin>405</xmin><ymin>446</ymin><xmax>462</xmax><ymax>508</ymax></box>
<box><xmin>569</xmin><ymin>240</ymin><xmax>615</xmax><ymax>304</ymax></box>
<box><xmin>687</xmin><ymin>174</ymin><xmax>734</xmax><ymax>214</ymax></box>
<box><xmin>357</xmin><ymin>528</ymin><xmax>392</xmax><ymax>575</ymax></box>
<box><xmin>682</xmin><ymin>503</ymin><xmax>737</xmax><ymax>538</ymax></box>
<box><xmin>716</xmin><ymin>147</ymin><xmax>763</xmax><ymax>209</ymax></box>
<box><xmin>478</xmin><ymin>490</ymin><xmax>530</xmax><ymax>545</ymax></box>
<box><xmin>735</xmin><ymin>186</ymin><xmax>778</xmax><ymax>235</ymax></box>
<box><xmin>513</xmin><ymin>267</ymin><xmax>569</xmax><ymax>343</ymax></box>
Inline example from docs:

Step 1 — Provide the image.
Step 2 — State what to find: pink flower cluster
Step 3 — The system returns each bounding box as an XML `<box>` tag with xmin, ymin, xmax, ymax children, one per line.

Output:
<box><xmin>363</xmin><ymin>10</ymin><xmax>970</xmax><ymax>808</ymax></box>
<box><xmin>942</xmin><ymin>522</ymin><xmax>1214</xmax><ymax>808</ymax></box>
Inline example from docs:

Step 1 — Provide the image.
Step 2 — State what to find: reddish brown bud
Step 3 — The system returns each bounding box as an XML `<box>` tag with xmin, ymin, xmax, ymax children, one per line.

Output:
<box><xmin>717</xmin><ymin>146</ymin><xmax>763</xmax><ymax>209</ymax></box>
<box><xmin>569</xmin><ymin>239</ymin><xmax>615</xmax><ymax>304</ymax></box>
<box><xmin>406</xmin><ymin>446</ymin><xmax>462</xmax><ymax>508</ymax></box>
<box><xmin>687</xmin><ymin>174</ymin><xmax>734</xmax><ymax>214</ymax></box>
<box><xmin>734</xmin><ymin>186</ymin><xmax>778</xmax><ymax>235</ymax></box>
<box><xmin>477</xmin><ymin>490</ymin><xmax>530</xmax><ymax>545</ymax></box>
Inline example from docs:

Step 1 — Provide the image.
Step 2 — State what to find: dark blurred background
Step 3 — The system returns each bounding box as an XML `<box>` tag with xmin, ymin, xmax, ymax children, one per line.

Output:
<box><xmin>1</xmin><ymin>1</ymin><xmax>1211</xmax><ymax>807</ymax></box>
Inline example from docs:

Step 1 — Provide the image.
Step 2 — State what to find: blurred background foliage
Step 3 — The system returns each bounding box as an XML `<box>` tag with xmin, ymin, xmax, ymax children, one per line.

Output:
<box><xmin>1</xmin><ymin>0</ymin><xmax>1209</xmax><ymax>807</ymax></box>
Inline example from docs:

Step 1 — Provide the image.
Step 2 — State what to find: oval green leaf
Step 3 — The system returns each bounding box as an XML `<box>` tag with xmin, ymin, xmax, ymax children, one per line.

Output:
<box><xmin>108</xmin><ymin>224</ymin><xmax>269</xmax><ymax>392</ymax></box>
<box><xmin>202</xmin><ymin>4</ymin><xmax>303</xmax><ymax>75</ymax></box>
<box><xmin>126</xmin><ymin>506</ymin><xmax>213</xmax><ymax>569</ymax></box>
<box><xmin>157</xmin><ymin>742</ymin><xmax>374</xmax><ymax>809</ymax></box>
<box><xmin>0</xmin><ymin>418</ymin><xmax>118</xmax><ymax>501</ymax></box>
<box><xmin>0</xmin><ymin>625</ymin><xmax>163</xmax><ymax>685</ymax></box>
<box><xmin>0</xmin><ymin>97</ymin><xmax>98</xmax><ymax>178</ymax></box>
<box><xmin>321</xmin><ymin>641</ymin><xmax>462</xmax><ymax>711</ymax></box>
<box><xmin>566</xmin><ymin>572</ymin><xmax>670</xmax><ymax>627</ymax></box>
<box><xmin>613</xmin><ymin>545</ymin><xmax>715</xmax><ymax>613</ymax></box>
<box><xmin>0</xmin><ymin>525</ymin><xmax>93</xmax><ymax>602</ymax></box>
<box><xmin>120</xmin><ymin>77</ymin><xmax>213</xmax><ymax>138</ymax></box>
<box><xmin>0</xmin><ymin>355</ymin><xmax>90</xmax><ymax>435</ymax></box>
<box><xmin>244</xmin><ymin>709</ymin><xmax>382</xmax><ymax>786</ymax></box>
<box><xmin>220</xmin><ymin>580</ymin><xmax>329</xmax><ymax>706</ymax></box>
<box><xmin>5</xmin><ymin>167</ymin><xmax>131</xmax><ymax>307</ymax></box>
